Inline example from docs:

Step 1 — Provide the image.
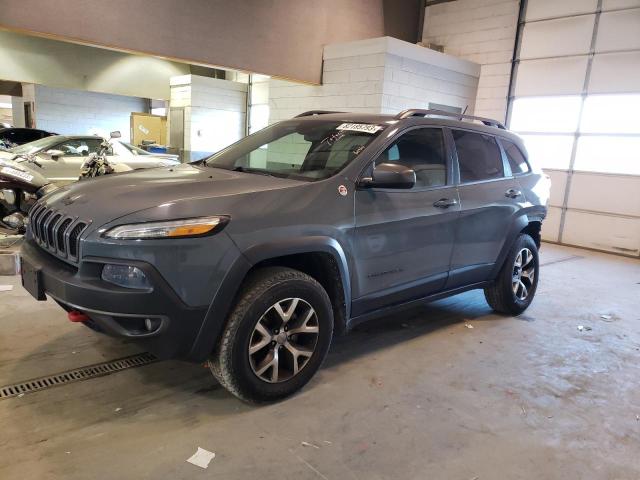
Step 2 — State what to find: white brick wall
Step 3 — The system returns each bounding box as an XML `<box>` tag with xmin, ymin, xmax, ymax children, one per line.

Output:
<box><xmin>381</xmin><ymin>54</ymin><xmax>478</xmax><ymax>114</ymax></box>
<box><xmin>29</xmin><ymin>85</ymin><xmax>146</xmax><ymax>142</ymax></box>
<box><xmin>269</xmin><ymin>37</ymin><xmax>479</xmax><ymax>124</ymax></box>
<box><xmin>170</xmin><ymin>75</ymin><xmax>247</xmax><ymax>154</ymax></box>
<box><xmin>422</xmin><ymin>0</ymin><xmax>519</xmax><ymax>122</ymax></box>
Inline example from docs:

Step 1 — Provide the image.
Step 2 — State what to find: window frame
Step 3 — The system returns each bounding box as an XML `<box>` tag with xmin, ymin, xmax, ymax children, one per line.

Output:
<box><xmin>357</xmin><ymin>126</ymin><xmax>455</xmax><ymax>192</ymax></box>
<box><xmin>448</xmin><ymin>127</ymin><xmax>510</xmax><ymax>186</ymax></box>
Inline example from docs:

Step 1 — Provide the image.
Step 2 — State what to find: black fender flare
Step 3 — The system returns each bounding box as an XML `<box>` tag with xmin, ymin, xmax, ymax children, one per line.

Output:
<box><xmin>489</xmin><ymin>207</ymin><xmax>546</xmax><ymax>279</ymax></box>
<box><xmin>187</xmin><ymin>236</ymin><xmax>351</xmax><ymax>362</ymax></box>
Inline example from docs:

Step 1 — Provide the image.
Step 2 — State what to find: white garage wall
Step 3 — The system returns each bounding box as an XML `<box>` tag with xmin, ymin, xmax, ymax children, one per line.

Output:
<box><xmin>22</xmin><ymin>84</ymin><xmax>146</xmax><ymax>142</ymax></box>
<box><xmin>508</xmin><ymin>0</ymin><xmax>640</xmax><ymax>257</ymax></box>
<box><xmin>421</xmin><ymin>0</ymin><xmax>520</xmax><ymax>123</ymax></box>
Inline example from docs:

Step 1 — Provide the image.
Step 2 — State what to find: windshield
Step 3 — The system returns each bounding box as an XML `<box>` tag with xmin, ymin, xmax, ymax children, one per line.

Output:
<box><xmin>205</xmin><ymin>120</ymin><xmax>384</xmax><ymax>181</ymax></box>
<box><xmin>10</xmin><ymin>136</ymin><xmax>61</xmax><ymax>156</ymax></box>
<box><xmin>117</xmin><ymin>141</ymin><xmax>150</xmax><ymax>155</ymax></box>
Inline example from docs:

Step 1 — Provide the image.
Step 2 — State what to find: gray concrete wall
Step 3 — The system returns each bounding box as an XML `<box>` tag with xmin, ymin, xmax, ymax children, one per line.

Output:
<box><xmin>0</xmin><ymin>30</ymin><xmax>190</xmax><ymax>100</ymax></box>
<box><xmin>0</xmin><ymin>0</ymin><xmax>390</xmax><ymax>84</ymax></box>
<box><xmin>25</xmin><ymin>84</ymin><xmax>146</xmax><ymax>142</ymax></box>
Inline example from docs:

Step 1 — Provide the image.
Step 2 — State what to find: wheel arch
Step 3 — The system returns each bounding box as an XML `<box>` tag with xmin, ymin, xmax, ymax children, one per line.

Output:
<box><xmin>243</xmin><ymin>237</ymin><xmax>351</xmax><ymax>334</ymax></box>
<box><xmin>490</xmin><ymin>210</ymin><xmax>543</xmax><ymax>279</ymax></box>
<box><xmin>187</xmin><ymin>236</ymin><xmax>351</xmax><ymax>362</ymax></box>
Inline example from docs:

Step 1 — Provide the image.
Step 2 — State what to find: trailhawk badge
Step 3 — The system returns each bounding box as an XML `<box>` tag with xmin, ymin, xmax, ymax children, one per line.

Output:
<box><xmin>338</xmin><ymin>185</ymin><xmax>348</xmax><ymax>196</ymax></box>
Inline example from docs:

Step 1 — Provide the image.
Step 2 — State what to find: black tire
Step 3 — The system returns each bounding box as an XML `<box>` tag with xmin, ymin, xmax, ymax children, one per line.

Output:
<box><xmin>484</xmin><ymin>233</ymin><xmax>540</xmax><ymax>315</ymax></box>
<box><xmin>208</xmin><ymin>267</ymin><xmax>334</xmax><ymax>403</ymax></box>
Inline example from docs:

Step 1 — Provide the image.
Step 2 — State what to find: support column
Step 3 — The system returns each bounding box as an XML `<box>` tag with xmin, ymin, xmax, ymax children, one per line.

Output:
<box><xmin>169</xmin><ymin>75</ymin><xmax>247</xmax><ymax>159</ymax></box>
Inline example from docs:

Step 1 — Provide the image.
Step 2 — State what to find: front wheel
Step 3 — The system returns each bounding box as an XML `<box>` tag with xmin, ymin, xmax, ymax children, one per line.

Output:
<box><xmin>484</xmin><ymin>233</ymin><xmax>540</xmax><ymax>315</ymax></box>
<box><xmin>208</xmin><ymin>267</ymin><xmax>334</xmax><ymax>403</ymax></box>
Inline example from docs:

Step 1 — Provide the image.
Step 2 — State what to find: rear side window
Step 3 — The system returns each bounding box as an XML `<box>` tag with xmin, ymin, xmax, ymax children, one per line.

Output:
<box><xmin>501</xmin><ymin>139</ymin><xmax>530</xmax><ymax>174</ymax></box>
<box><xmin>376</xmin><ymin>128</ymin><xmax>447</xmax><ymax>188</ymax></box>
<box><xmin>452</xmin><ymin>130</ymin><xmax>504</xmax><ymax>183</ymax></box>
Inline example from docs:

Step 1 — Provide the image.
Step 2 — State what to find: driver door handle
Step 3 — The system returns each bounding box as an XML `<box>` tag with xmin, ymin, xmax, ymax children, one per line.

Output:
<box><xmin>505</xmin><ymin>189</ymin><xmax>522</xmax><ymax>198</ymax></box>
<box><xmin>433</xmin><ymin>198</ymin><xmax>458</xmax><ymax>209</ymax></box>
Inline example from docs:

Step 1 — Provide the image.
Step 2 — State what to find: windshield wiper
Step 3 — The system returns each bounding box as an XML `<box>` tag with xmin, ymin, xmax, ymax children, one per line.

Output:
<box><xmin>232</xmin><ymin>166</ymin><xmax>274</xmax><ymax>177</ymax></box>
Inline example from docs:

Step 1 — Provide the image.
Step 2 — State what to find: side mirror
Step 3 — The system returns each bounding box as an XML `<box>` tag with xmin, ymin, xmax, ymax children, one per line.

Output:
<box><xmin>45</xmin><ymin>149</ymin><xmax>65</xmax><ymax>160</ymax></box>
<box><xmin>360</xmin><ymin>162</ymin><xmax>416</xmax><ymax>189</ymax></box>
<box><xmin>110</xmin><ymin>131</ymin><xmax>121</xmax><ymax>139</ymax></box>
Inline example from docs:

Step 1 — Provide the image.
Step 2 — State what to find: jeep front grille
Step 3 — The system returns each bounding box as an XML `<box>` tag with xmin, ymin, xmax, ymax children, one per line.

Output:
<box><xmin>29</xmin><ymin>203</ymin><xmax>89</xmax><ymax>264</ymax></box>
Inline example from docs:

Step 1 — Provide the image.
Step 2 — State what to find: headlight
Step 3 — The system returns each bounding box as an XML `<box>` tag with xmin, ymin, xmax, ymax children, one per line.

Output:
<box><xmin>102</xmin><ymin>264</ymin><xmax>152</xmax><ymax>290</ymax></box>
<box><xmin>103</xmin><ymin>216</ymin><xmax>229</xmax><ymax>239</ymax></box>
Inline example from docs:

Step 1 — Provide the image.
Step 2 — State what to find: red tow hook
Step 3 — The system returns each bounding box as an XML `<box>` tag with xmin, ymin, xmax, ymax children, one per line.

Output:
<box><xmin>68</xmin><ymin>310</ymin><xmax>89</xmax><ymax>323</ymax></box>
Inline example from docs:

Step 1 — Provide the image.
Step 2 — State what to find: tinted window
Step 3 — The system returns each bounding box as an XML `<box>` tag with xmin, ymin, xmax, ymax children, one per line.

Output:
<box><xmin>376</xmin><ymin>128</ymin><xmax>447</xmax><ymax>188</ymax></box>
<box><xmin>452</xmin><ymin>130</ymin><xmax>504</xmax><ymax>183</ymax></box>
<box><xmin>502</xmin><ymin>139</ymin><xmax>530</xmax><ymax>174</ymax></box>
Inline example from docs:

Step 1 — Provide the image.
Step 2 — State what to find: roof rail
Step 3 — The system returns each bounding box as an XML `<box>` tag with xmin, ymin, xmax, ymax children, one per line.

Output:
<box><xmin>295</xmin><ymin>110</ymin><xmax>344</xmax><ymax>118</ymax></box>
<box><xmin>395</xmin><ymin>109</ymin><xmax>506</xmax><ymax>129</ymax></box>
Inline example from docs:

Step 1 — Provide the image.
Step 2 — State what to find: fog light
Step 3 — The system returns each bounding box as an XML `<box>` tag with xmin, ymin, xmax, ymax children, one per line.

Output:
<box><xmin>145</xmin><ymin>318</ymin><xmax>161</xmax><ymax>332</ymax></box>
<box><xmin>101</xmin><ymin>264</ymin><xmax>152</xmax><ymax>290</ymax></box>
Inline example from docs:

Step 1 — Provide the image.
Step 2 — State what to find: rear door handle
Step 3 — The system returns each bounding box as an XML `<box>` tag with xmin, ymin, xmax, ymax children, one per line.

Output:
<box><xmin>433</xmin><ymin>198</ymin><xmax>458</xmax><ymax>208</ymax></box>
<box><xmin>505</xmin><ymin>189</ymin><xmax>522</xmax><ymax>198</ymax></box>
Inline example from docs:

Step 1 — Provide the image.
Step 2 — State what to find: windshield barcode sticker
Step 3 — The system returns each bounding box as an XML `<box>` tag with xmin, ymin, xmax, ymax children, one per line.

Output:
<box><xmin>1</xmin><ymin>166</ymin><xmax>34</xmax><ymax>183</ymax></box>
<box><xmin>336</xmin><ymin>123</ymin><xmax>383</xmax><ymax>134</ymax></box>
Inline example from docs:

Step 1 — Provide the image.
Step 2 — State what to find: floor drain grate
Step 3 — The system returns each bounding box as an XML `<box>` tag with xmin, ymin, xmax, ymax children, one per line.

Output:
<box><xmin>0</xmin><ymin>352</ymin><xmax>158</xmax><ymax>400</ymax></box>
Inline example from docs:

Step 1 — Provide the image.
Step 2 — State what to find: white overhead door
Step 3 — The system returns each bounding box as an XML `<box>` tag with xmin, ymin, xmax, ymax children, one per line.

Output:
<box><xmin>507</xmin><ymin>0</ymin><xmax>640</xmax><ymax>257</ymax></box>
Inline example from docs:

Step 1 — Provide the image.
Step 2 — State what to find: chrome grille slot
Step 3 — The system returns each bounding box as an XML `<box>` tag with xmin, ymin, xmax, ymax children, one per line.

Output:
<box><xmin>46</xmin><ymin>213</ymin><xmax>62</xmax><ymax>250</ymax></box>
<box><xmin>30</xmin><ymin>205</ymin><xmax>46</xmax><ymax>241</ymax></box>
<box><xmin>30</xmin><ymin>203</ymin><xmax>90</xmax><ymax>265</ymax></box>
<box><xmin>68</xmin><ymin>222</ymin><xmax>87</xmax><ymax>258</ymax></box>
<box><xmin>56</xmin><ymin>218</ymin><xmax>72</xmax><ymax>254</ymax></box>
<box><xmin>38</xmin><ymin>210</ymin><xmax>52</xmax><ymax>244</ymax></box>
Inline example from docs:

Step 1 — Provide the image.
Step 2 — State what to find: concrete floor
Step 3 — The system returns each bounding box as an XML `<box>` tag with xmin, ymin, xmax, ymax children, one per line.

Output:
<box><xmin>0</xmin><ymin>243</ymin><xmax>638</xmax><ymax>479</ymax></box>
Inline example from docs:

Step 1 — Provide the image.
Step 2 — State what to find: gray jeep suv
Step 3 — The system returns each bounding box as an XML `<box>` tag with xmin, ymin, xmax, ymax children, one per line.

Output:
<box><xmin>20</xmin><ymin>109</ymin><xmax>550</xmax><ymax>402</ymax></box>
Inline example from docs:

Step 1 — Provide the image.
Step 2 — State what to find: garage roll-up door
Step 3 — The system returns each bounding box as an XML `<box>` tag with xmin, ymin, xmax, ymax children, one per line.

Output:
<box><xmin>507</xmin><ymin>0</ymin><xmax>640</xmax><ymax>257</ymax></box>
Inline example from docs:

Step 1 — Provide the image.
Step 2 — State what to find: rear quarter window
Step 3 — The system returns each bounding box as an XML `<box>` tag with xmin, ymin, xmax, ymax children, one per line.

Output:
<box><xmin>501</xmin><ymin>139</ymin><xmax>530</xmax><ymax>175</ymax></box>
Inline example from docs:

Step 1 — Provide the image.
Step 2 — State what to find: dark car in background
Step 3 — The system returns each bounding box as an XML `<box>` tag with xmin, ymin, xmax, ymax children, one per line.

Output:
<box><xmin>0</xmin><ymin>127</ymin><xmax>55</xmax><ymax>147</ymax></box>
<box><xmin>20</xmin><ymin>109</ymin><xmax>550</xmax><ymax>403</ymax></box>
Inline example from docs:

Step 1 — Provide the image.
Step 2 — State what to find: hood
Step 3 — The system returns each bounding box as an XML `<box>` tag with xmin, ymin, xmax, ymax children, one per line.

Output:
<box><xmin>41</xmin><ymin>162</ymin><xmax>303</xmax><ymax>226</ymax></box>
<box><xmin>0</xmin><ymin>156</ymin><xmax>50</xmax><ymax>189</ymax></box>
<box><xmin>145</xmin><ymin>152</ymin><xmax>180</xmax><ymax>162</ymax></box>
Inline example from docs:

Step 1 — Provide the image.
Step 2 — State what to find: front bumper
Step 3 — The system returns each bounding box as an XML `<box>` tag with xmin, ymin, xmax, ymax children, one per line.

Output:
<box><xmin>20</xmin><ymin>240</ymin><xmax>208</xmax><ymax>360</ymax></box>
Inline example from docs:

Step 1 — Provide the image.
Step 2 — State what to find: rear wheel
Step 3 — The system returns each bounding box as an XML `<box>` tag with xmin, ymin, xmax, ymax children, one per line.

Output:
<box><xmin>208</xmin><ymin>267</ymin><xmax>333</xmax><ymax>403</ymax></box>
<box><xmin>484</xmin><ymin>233</ymin><xmax>539</xmax><ymax>315</ymax></box>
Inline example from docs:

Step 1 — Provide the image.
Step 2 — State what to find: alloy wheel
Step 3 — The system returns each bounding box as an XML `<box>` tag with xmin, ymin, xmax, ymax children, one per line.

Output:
<box><xmin>512</xmin><ymin>247</ymin><xmax>535</xmax><ymax>301</ymax></box>
<box><xmin>248</xmin><ymin>298</ymin><xmax>320</xmax><ymax>383</ymax></box>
